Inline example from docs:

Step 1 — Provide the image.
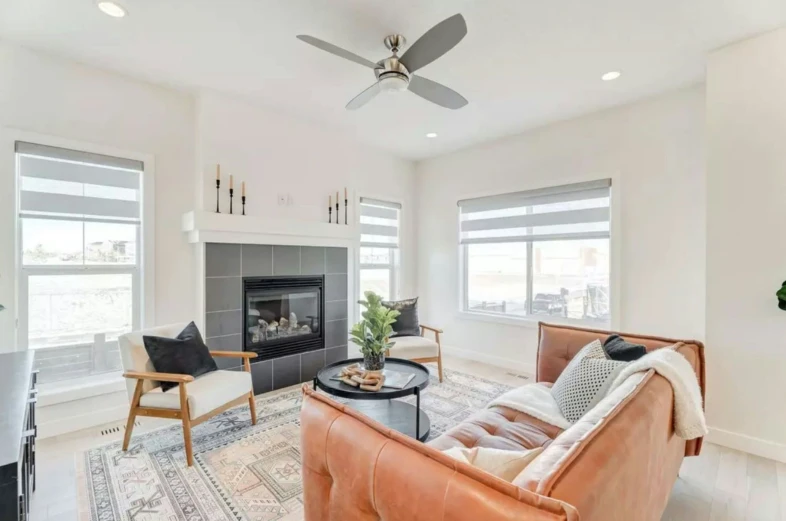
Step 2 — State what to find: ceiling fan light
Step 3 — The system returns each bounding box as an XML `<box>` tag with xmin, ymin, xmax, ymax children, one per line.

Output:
<box><xmin>378</xmin><ymin>74</ymin><xmax>409</xmax><ymax>93</ymax></box>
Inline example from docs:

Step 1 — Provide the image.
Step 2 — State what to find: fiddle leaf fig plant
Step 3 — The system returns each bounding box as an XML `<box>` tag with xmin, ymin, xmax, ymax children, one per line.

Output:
<box><xmin>349</xmin><ymin>291</ymin><xmax>400</xmax><ymax>356</ymax></box>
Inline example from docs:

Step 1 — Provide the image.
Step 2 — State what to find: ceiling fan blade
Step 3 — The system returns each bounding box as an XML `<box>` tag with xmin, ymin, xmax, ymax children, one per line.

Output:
<box><xmin>346</xmin><ymin>82</ymin><xmax>382</xmax><ymax>110</ymax></box>
<box><xmin>408</xmin><ymin>75</ymin><xmax>467</xmax><ymax>109</ymax></box>
<box><xmin>399</xmin><ymin>14</ymin><xmax>467</xmax><ymax>73</ymax></box>
<box><xmin>296</xmin><ymin>35</ymin><xmax>378</xmax><ymax>69</ymax></box>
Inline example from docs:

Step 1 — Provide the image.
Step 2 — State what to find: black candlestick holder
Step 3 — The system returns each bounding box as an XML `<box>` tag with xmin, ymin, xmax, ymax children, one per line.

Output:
<box><xmin>335</xmin><ymin>202</ymin><xmax>339</xmax><ymax>224</ymax></box>
<box><xmin>242</xmin><ymin>196</ymin><xmax>246</xmax><ymax>216</ymax></box>
<box><xmin>229</xmin><ymin>188</ymin><xmax>234</xmax><ymax>215</ymax></box>
<box><xmin>215</xmin><ymin>179</ymin><xmax>221</xmax><ymax>213</ymax></box>
<box><xmin>344</xmin><ymin>198</ymin><xmax>348</xmax><ymax>226</ymax></box>
<box><xmin>328</xmin><ymin>206</ymin><xmax>332</xmax><ymax>223</ymax></box>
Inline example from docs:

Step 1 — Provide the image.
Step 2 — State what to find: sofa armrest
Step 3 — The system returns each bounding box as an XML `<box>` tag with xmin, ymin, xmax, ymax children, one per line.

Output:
<box><xmin>123</xmin><ymin>371</ymin><xmax>194</xmax><ymax>383</ymax></box>
<box><xmin>300</xmin><ymin>386</ymin><xmax>578</xmax><ymax>521</ymax></box>
<box><xmin>420</xmin><ymin>324</ymin><xmax>443</xmax><ymax>334</ymax></box>
<box><xmin>209</xmin><ymin>351</ymin><xmax>257</xmax><ymax>358</ymax></box>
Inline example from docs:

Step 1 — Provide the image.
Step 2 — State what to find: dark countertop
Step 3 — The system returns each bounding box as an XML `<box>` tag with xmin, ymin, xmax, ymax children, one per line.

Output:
<box><xmin>0</xmin><ymin>351</ymin><xmax>35</xmax><ymax>468</ymax></box>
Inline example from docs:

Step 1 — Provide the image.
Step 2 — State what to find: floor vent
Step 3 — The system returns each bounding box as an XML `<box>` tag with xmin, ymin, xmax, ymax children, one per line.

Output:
<box><xmin>506</xmin><ymin>372</ymin><xmax>531</xmax><ymax>380</ymax></box>
<box><xmin>100</xmin><ymin>421</ymin><xmax>140</xmax><ymax>437</ymax></box>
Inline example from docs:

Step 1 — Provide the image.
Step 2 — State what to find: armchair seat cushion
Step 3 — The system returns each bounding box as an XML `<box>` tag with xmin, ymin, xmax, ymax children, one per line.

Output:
<box><xmin>389</xmin><ymin>335</ymin><xmax>439</xmax><ymax>360</ymax></box>
<box><xmin>139</xmin><ymin>370</ymin><xmax>252</xmax><ymax>418</ymax></box>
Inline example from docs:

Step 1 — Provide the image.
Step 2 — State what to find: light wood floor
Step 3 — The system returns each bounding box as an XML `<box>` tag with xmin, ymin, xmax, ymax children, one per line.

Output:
<box><xmin>30</xmin><ymin>355</ymin><xmax>786</xmax><ymax>521</ymax></box>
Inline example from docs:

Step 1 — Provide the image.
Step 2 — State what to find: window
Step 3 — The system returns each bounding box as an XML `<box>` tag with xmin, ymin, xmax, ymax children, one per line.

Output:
<box><xmin>358</xmin><ymin>198</ymin><xmax>401</xmax><ymax>300</ymax></box>
<box><xmin>460</xmin><ymin>180</ymin><xmax>611</xmax><ymax>323</ymax></box>
<box><xmin>16</xmin><ymin>141</ymin><xmax>144</xmax><ymax>384</ymax></box>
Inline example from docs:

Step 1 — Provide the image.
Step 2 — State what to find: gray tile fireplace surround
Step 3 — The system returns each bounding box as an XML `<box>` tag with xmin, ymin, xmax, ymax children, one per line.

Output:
<box><xmin>204</xmin><ymin>243</ymin><xmax>349</xmax><ymax>395</ymax></box>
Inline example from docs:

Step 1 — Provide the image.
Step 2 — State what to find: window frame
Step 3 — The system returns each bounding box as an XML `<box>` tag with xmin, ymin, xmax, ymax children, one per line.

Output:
<box><xmin>458</xmin><ymin>180</ymin><xmax>615</xmax><ymax>329</ymax></box>
<box><xmin>9</xmin><ymin>130</ymin><xmax>155</xmax><ymax>386</ymax></box>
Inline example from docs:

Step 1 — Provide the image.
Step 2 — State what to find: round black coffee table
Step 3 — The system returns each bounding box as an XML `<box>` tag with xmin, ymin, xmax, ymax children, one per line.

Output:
<box><xmin>313</xmin><ymin>358</ymin><xmax>431</xmax><ymax>442</ymax></box>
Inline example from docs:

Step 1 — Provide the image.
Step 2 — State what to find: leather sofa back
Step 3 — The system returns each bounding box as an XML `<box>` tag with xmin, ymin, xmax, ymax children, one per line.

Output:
<box><xmin>300</xmin><ymin>385</ymin><xmax>579</xmax><ymax>521</ymax></box>
<box><xmin>536</xmin><ymin>322</ymin><xmax>705</xmax><ymax>453</ymax></box>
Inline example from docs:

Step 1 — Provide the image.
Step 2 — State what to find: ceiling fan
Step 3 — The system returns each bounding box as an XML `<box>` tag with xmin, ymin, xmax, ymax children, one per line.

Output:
<box><xmin>297</xmin><ymin>13</ymin><xmax>468</xmax><ymax>110</ymax></box>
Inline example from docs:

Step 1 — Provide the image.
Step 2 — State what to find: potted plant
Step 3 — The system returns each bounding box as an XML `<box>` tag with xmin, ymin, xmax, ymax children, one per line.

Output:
<box><xmin>349</xmin><ymin>291</ymin><xmax>400</xmax><ymax>371</ymax></box>
<box><xmin>777</xmin><ymin>281</ymin><xmax>786</xmax><ymax>311</ymax></box>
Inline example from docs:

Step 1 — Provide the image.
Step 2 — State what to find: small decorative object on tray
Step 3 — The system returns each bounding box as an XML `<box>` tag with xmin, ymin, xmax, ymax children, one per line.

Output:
<box><xmin>335</xmin><ymin>363</ymin><xmax>385</xmax><ymax>392</ymax></box>
<box><xmin>381</xmin><ymin>369</ymin><xmax>415</xmax><ymax>389</ymax></box>
<box><xmin>330</xmin><ymin>364</ymin><xmax>415</xmax><ymax>390</ymax></box>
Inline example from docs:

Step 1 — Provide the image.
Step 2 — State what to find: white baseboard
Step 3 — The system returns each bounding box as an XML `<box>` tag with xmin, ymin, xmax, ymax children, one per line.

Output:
<box><xmin>38</xmin><ymin>404</ymin><xmax>129</xmax><ymax>439</ymax></box>
<box><xmin>706</xmin><ymin>426</ymin><xmax>786</xmax><ymax>463</ymax></box>
<box><xmin>441</xmin><ymin>345</ymin><xmax>536</xmax><ymax>376</ymax></box>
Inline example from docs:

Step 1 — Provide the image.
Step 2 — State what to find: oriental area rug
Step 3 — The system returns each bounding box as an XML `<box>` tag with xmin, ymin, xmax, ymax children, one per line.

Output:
<box><xmin>76</xmin><ymin>366</ymin><xmax>517</xmax><ymax>521</ymax></box>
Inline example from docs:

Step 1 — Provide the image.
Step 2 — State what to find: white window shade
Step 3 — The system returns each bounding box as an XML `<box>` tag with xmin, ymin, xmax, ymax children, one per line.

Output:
<box><xmin>458</xmin><ymin>180</ymin><xmax>611</xmax><ymax>244</ymax></box>
<box><xmin>360</xmin><ymin>197</ymin><xmax>400</xmax><ymax>249</ymax></box>
<box><xmin>16</xmin><ymin>141</ymin><xmax>142</xmax><ymax>222</ymax></box>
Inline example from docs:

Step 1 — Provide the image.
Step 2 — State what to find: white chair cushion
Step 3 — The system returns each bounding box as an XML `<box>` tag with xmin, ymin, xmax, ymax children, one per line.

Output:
<box><xmin>119</xmin><ymin>323</ymin><xmax>189</xmax><ymax>399</ymax></box>
<box><xmin>389</xmin><ymin>335</ymin><xmax>439</xmax><ymax>360</ymax></box>
<box><xmin>139</xmin><ymin>370</ymin><xmax>252</xmax><ymax>419</ymax></box>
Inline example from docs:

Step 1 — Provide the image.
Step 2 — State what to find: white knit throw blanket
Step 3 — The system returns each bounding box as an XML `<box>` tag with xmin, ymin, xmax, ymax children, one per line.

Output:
<box><xmin>487</xmin><ymin>347</ymin><xmax>707</xmax><ymax>440</ymax></box>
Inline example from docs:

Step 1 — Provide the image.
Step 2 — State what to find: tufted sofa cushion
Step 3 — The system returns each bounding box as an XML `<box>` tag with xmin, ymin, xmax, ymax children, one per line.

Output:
<box><xmin>428</xmin><ymin>405</ymin><xmax>563</xmax><ymax>452</ymax></box>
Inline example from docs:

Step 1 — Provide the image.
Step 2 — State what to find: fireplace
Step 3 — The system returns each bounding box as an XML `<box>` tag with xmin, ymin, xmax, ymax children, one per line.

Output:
<box><xmin>243</xmin><ymin>275</ymin><xmax>325</xmax><ymax>361</ymax></box>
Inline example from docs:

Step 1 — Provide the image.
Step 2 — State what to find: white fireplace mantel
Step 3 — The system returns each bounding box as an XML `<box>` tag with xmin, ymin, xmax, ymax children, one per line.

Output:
<box><xmin>181</xmin><ymin>210</ymin><xmax>358</xmax><ymax>248</ymax></box>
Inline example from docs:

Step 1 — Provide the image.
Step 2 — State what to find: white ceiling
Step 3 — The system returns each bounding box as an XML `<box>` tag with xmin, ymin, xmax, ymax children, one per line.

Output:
<box><xmin>1</xmin><ymin>1</ymin><xmax>784</xmax><ymax>160</ymax></box>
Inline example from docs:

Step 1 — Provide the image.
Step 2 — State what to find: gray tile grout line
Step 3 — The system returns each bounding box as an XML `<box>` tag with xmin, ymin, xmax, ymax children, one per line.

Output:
<box><xmin>206</xmin><ymin>333</ymin><xmax>241</xmax><ymax>340</ymax></box>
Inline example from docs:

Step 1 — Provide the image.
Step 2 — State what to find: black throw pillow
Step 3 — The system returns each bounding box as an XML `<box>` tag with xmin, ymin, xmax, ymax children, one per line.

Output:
<box><xmin>382</xmin><ymin>297</ymin><xmax>420</xmax><ymax>337</ymax></box>
<box><xmin>603</xmin><ymin>334</ymin><xmax>647</xmax><ymax>362</ymax></box>
<box><xmin>143</xmin><ymin>322</ymin><xmax>218</xmax><ymax>391</ymax></box>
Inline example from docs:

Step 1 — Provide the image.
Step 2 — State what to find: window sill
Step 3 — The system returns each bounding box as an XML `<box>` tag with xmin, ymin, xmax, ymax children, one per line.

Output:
<box><xmin>38</xmin><ymin>371</ymin><xmax>126</xmax><ymax>407</ymax></box>
<box><xmin>457</xmin><ymin>311</ymin><xmax>610</xmax><ymax>330</ymax></box>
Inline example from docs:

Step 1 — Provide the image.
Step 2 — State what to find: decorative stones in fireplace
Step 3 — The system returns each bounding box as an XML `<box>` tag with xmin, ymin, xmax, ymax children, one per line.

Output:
<box><xmin>205</xmin><ymin>243</ymin><xmax>349</xmax><ymax>395</ymax></box>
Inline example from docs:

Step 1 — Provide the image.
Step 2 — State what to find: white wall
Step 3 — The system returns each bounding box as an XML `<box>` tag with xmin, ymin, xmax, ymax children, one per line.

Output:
<box><xmin>0</xmin><ymin>42</ymin><xmax>197</xmax><ymax>348</ymax></box>
<box><xmin>415</xmin><ymin>85</ymin><xmax>706</xmax><ymax>372</ymax></box>
<box><xmin>705</xmin><ymin>28</ymin><xmax>786</xmax><ymax>460</ymax></box>
<box><xmin>195</xmin><ymin>91</ymin><xmax>418</xmax><ymax>298</ymax></box>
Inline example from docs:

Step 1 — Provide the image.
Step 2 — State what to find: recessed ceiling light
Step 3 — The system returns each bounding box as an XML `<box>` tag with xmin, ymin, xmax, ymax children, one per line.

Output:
<box><xmin>97</xmin><ymin>1</ymin><xmax>127</xmax><ymax>18</ymax></box>
<box><xmin>601</xmin><ymin>71</ymin><xmax>621</xmax><ymax>81</ymax></box>
<box><xmin>425</xmin><ymin>132</ymin><xmax>438</xmax><ymax>138</ymax></box>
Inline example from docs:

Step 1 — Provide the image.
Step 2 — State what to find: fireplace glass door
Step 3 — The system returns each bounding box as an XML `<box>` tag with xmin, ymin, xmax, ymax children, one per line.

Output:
<box><xmin>246</xmin><ymin>287</ymin><xmax>321</xmax><ymax>345</ymax></box>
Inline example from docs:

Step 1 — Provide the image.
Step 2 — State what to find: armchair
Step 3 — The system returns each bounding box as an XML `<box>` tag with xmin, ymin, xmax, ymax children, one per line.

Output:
<box><xmin>386</xmin><ymin>324</ymin><xmax>444</xmax><ymax>382</ymax></box>
<box><xmin>118</xmin><ymin>323</ymin><xmax>258</xmax><ymax>466</ymax></box>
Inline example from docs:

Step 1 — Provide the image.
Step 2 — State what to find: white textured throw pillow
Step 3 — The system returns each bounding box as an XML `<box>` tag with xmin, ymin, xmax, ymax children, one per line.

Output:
<box><xmin>442</xmin><ymin>446</ymin><xmax>544</xmax><ymax>482</ymax></box>
<box><xmin>550</xmin><ymin>339</ymin><xmax>628</xmax><ymax>423</ymax></box>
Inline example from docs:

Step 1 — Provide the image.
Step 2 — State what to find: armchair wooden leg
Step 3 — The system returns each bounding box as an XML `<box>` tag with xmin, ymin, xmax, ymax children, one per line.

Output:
<box><xmin>122</xmin><ymin>379</ymin><xmax>144</xmax><ymax>451</ymax></box>
<box><xmin>243</xmin><ymin>358</ymin><xmax>257</xmax><ymax>425</ymax></box>
<box><xmin>248</xmin><ymin>392</ymin><xmax>257</xmax><ymax>425</ymax></box>
<box><xmin>179</xmin><ymin>382</ymin><xmax>194</xmax><ymax>467</ymax></box>
<box><xmin>436</xmin><ymin>332</ymin><xmax>444</xmax><ymax>383</ymax></box>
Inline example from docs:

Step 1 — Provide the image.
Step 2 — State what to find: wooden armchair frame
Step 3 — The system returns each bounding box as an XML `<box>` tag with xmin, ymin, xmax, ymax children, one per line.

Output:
<box><xmin>121</xmin><ymin>351</ymin><xmax>258</xmax><ymax>466</ymax></box>
<box><xmin>386</xmin><ymin>325</ymin><xmax>444</xmax><ymax>382</ymax></box>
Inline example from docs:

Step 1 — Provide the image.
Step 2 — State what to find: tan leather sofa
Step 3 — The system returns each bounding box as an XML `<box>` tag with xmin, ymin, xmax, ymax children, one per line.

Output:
<box><xmin>300</xmin><ymin>323</ymin><xmax>706</xmax><ymax>521</ymax></box>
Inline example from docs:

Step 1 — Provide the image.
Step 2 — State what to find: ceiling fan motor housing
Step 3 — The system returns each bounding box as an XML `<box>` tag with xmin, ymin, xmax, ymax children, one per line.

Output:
<box><xmin>375</xmin><ymin>57</ymin><xmax>410</xmax><ymax>92</ymax></box>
